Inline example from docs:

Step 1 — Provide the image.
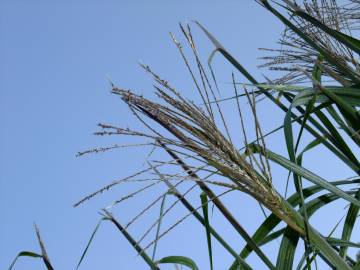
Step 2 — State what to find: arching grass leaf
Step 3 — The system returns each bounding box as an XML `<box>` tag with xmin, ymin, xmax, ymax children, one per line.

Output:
<box><xmin>250</xmin><ymin>144</ymin><xmax>360</xmax><ymax>207</ymax></box>
<box><xmin>8</xmin><ymin>251</ymin><xmax>42</xmax><ymax>270</ymax></box>
<box><xmin>157</xmin><ymin>256</ymin><xmax>199</xmax><ymax>270</ymax></box>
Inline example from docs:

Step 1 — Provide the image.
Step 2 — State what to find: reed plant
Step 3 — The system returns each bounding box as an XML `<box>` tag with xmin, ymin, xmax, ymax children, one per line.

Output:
<box><xmin>9</xmin><ymin>0</ymin><xmax>360</xmax><ymax>269</ymax></box>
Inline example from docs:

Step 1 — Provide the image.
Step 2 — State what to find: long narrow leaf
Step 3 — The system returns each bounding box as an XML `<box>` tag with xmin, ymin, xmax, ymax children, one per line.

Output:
<box><xmin>327</xmin><ymin>237</ymin><xmax>360</xmax><ymax>248</ymax></box>
<box><xmin>276</xmin><ymin>227</ymin><xmax>299</xmax><ymax>270</ymax></box>
<box><xmin>103</xmin><ymin>211</ymin><xmax>160</xmax><ymax>270</ymax></box>
<box><xmin>339</xmin><ymin>189</ymin><xmax>360</xmax><ymax>258</ymax></box>
<box><xmin>250</xmin><ymin>144</ymin><xmax>360</xmax><ymax>207</ymax></box>
<box><xmin>157</xmin><ymin>256</ymin><xmax>199</xmax><ymax>270</ymax></box>
<box><xmin>200</xmin><ymin>192</ymin><xmax>214</xmax><ymax>270</ymax></box>
<box><xmin>34</xmin><ymin>224</ymin><xmax>54</xmax><ymax>270</ymax></box>
<box><xmin>8</xmin><ymin>251</ymin><xmax>42</xmax><ymax>270</ymax></box>
<box><xmin>76</xmin><ymin>219</ymin><xmax>104</xmax><ymax>269</ymax></box>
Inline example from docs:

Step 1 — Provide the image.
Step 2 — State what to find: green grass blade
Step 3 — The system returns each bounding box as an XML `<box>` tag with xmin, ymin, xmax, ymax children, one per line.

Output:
<box><xmin>8</xmin><ymin>251</ymin><xmax>42</xmax><ymax>270</ymax></box>
<box><xmin>302</xmin><ymin>193</ymin><xmax>349</xmax><ymax>217</ymax></box>
<box><xmin>290</xmin><ymin>87</ymin><xmax>360</xmax><ymax>107</ymax></box>
<box><xmin>157</xmin><ymin>256</ymin><xmax>199</xmax><ymax>270</ymax></box>
<box><xmin>250</xmin><ymin>144</ymin><xmax>360</xmax><ymax>207</ymax></box>
<box><xmin>339</xmin><ymin>189</ymin><xmax>360</xmax><ymax>258</ymax></box>
<box><xmin>326</xmin><ymin>105</ymin><xmax>360</xmax><ymax>147</ymax></box>
<box><xmin>152</xmin><ymin>194</ymin><xmax>167</xmax><ymax>260</ymax></box>
<box><xmin>292</xmin><ymin>54</ymin><xmax>323</xmax><ymax>155</ymax></box>
<box><xmin>34</xmin><ymin>224</ymin><xmax>54</xmax><ymax>270</ymax></box>
<box><xmin>326</xmin><ymin>237</ymin><xmax>360</xmax><ymax>248</ymax></box>
<box><xmin>252</xmin><ymin>84</ymin><xmax>360</xmax><ymax>109</ymax></box>
<box><xmin>313</xmin><ymin>109</ymin><xmax>359</xmax><ymax>167</ymax></box>
<box><xmin>276</xmin><ymin>227</ymin><xmax>300</xmax><ymax>270</ymax></box>
<box><xmin>258</xmin><ymin>228</ymin><xmax>286</xmax><ymax>246</ymax></box>
<box><xmin>103</xmin><ymin>210</ymin><xmax>160</xmax><ymax>270</ymax></box>
<box><xmin>283</xmin><ymin>91</ymin><xmax>313</xmax><ymax>269</ymax></box>
<box><xmin>296</xmin><ymin>137</ymin><xmax>323</xmax><ymax>164</ymax></box>
<box><xmin>317</xmin><ymin>85</ymin><xmax>360</xmax><ymax>131</ymax></box>
<box><xmin>284</xmin><ymin>107</ymin><xmax>296</xmax><ymax>163</ymax></box>
<box><xmin>200</xmin><ymin>192</ymin><xmax>214</xmax><ymax>270</ymax></box>
<box><xmin>296</xmin><ymin>249</ymin><xmax>314</xmax><ymax>270</ymax></box>
<box><xmin>76</xmin><ymin>219</ymin><xmax>104</xmax><ymax>270</ymax></box>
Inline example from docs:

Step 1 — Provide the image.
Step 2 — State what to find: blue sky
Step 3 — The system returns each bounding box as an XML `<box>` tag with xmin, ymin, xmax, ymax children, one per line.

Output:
<box><xmin>1</xmin><ymin>1</ymin><xmax>358</xmax><ymax>270</ymax></box>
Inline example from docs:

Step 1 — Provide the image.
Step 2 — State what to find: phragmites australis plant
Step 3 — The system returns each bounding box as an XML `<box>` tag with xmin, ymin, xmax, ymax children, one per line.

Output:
<box><xmin>9</xmin><ymin>0</ymin><xmax>360</xmax><ymax>269</ymax></box>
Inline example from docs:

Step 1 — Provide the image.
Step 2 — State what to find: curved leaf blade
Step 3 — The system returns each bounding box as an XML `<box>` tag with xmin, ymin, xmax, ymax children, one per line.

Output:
<box><xmin>157</xmin><ymin>256</ymin><xmax>200</xmax><ymax>270</ymax></box>
<box><xmin>8</xmin><ymin>251</ymin><xmax>42</xmax><ymax>270</ymax></box>
<box><xmin>250</xmin><ymin>144</ymin><xmax>360</xmax><ymax>207</ymax></box>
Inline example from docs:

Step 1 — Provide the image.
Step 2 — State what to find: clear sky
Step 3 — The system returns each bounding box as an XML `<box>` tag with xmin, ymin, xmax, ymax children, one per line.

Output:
<box><xmin>1</xmin><ymin>1</ymin><xmax>358</xmax><ymax>270</ymax></box>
